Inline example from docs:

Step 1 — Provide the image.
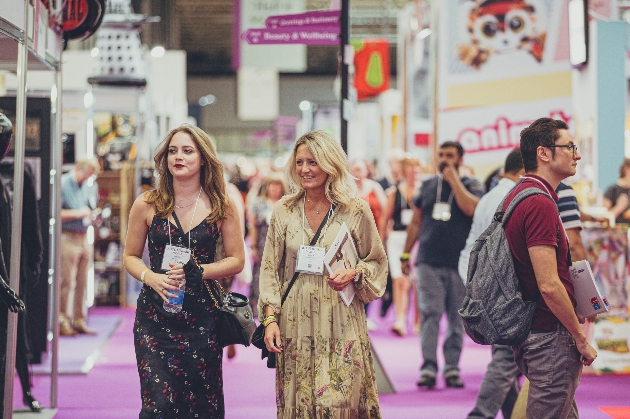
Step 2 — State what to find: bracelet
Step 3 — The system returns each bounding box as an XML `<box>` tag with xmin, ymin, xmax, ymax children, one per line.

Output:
<box><xmin>400</xmin><ymin>252</ymin><xmax>410</xmax><ymax>261</ymax></box>
<box><xmin>262</xmin><ymin>315</ymin><xmax>277</xmax><ymax>327</ymax></box>
<box><xmin>140</xmin><ymin>268</ymin><xmax>150</xmax><ymax>283</ymax></box>
<box><xmin>353</xmin><ymin>267</ymin><xmax>361</xmax><ymax>283</ymax></box>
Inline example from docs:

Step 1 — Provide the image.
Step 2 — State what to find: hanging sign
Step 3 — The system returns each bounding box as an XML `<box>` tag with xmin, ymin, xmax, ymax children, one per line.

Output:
<box><xmin>241</xmin><ymin>26</ymin><xmax>339</xmax><ymax>46</ymax></box>
<box><xmin>265</xmin><ymin>10</ymin><xmax>340</xmax><ymax>28</ymax></box>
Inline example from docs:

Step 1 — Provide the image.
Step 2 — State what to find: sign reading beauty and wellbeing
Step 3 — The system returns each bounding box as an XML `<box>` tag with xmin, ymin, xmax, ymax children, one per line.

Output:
<box><xmin>241</xmin><ymin>26</ymin><xmax>339</xmax><ymax>45</ymax></box>
<box><xmin>241</xmin><ymin>9</ymin><xmax>340</xmax><ymax>46</ymax></box>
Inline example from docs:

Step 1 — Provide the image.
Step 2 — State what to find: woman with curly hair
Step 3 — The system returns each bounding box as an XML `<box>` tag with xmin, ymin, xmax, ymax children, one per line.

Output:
<box><xmin>259</xmin><ymin>130</ymin><xmax>387</xmax><ymax>418</ymax></box>
<box><xmin>124</xmin><ymin>124</ymin><xmax>245</xmax><ymax>418</ymax></box>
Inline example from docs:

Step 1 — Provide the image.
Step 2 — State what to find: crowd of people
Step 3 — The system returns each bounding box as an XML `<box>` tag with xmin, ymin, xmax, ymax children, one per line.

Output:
<box><xmin>113</xmin><ymin>118</ymin><xmax>611</xmax><ymax>418</ymax></box>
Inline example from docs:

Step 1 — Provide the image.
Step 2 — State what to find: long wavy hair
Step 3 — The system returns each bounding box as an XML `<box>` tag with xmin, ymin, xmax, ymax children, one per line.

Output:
<box><xmin>284</xmin><ymin>130</ymin><xmax>358</xmax><ymax>208</ymax></box>
<box><xmin>145</xmin><ymin>125</ymin><xmax>229</xmax><ymax>224</ymax></box>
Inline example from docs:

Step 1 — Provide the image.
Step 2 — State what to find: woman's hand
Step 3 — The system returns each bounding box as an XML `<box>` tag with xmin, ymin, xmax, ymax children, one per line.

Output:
<box><xmin>264</xmin><ymin>322</ymin><xmax>283</xmax><ymax>353</ymax></box>
<box><xmin>145</xmin><ymin>263</ymin><xmax>184</xmax><ymax>303</ymax></box>
<box><xmin>327</xmin><ymin>268</ymin><xmax>357</xmax><ymax>291</ymax></box>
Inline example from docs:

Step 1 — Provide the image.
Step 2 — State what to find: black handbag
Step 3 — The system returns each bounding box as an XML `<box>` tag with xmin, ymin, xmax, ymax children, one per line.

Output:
<box><xmin>173</xmin><ymin>213</ymin><xmax>256</xmax><ymax>348</ymax></box>
<box><xmin>204</xmin><ymin>279</ymin><xmax>256</xmax><ymax>348</ymax></box>
<box><xmin>252</xmin><ymin>204</ymin><xmax>336</xmax><ymax>368</ymax></box>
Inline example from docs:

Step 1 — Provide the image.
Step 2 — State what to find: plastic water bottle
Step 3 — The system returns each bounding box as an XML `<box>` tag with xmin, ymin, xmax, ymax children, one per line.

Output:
<box><xmin>163</xmin><ymin>279</ymin><xmax>185</xmax><ymax>313</ymax></box>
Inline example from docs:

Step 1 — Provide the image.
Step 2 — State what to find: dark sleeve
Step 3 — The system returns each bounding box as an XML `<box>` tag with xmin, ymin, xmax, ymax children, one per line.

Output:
<box><xmin>464</xmin><ymin>177</ymin><xmax>486</xmax><ymax>197</ymax></box>
<box><xmin>21</xmin><ymin>169</ymin><xmax>43</xmax><ymax>280</ymax></box>
<box><xmin>604</xmin><ymin>185</ymin><xmax>618</xmax><ymax>204</ymax></box>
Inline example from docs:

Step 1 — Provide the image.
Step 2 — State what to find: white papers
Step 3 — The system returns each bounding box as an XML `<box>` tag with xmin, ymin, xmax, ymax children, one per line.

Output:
<box><xmin>324</xmin><ymin>222</ymin><xmax>359</xmax><ymax>306</ymax></box>
<box><xmin>569</xmin><ymin>260</ymin><xmax>610</xmax><ymax>318</ymax></box>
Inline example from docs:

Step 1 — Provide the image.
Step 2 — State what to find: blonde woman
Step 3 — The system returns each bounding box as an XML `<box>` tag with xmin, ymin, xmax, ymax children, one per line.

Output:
<box><xmin>124</xmin><ymin>125</ymin><xmax>245</xmax><ymax>418</ymax></box>
<box><xmin>259</xmin><ymin>130</ymin><xmax>387</xmax><ymax>418</ymax></box>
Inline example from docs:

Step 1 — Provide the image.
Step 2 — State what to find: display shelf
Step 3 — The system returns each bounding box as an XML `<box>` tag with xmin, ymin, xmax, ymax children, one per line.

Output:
<box><xmin>93</xmin><ymin>162</ymin><xmax>134</xmax><ymax>306</ymax></box>
<box><xmin>0</xmin><ymin>3</ymin><xmax>62</xmax><ymax>72</ymax></box>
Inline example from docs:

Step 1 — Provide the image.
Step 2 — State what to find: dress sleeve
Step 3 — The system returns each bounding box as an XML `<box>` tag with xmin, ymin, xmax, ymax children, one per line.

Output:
<box><xmin>258</xmin><ymin>201</ymin><xmax>287</xmax><ymax>318</ymax></box>
<box><xmin>348</xmin><ymin>199</ymin><xmax>388</xmax><ymax>304</ymax></box>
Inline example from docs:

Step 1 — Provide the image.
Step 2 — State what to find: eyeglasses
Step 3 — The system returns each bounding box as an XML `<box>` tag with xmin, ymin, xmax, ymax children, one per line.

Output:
<box><xmin>548</xmin><ymin>144</ymin><xmax>578</xmax><ymax>156</ymax></box>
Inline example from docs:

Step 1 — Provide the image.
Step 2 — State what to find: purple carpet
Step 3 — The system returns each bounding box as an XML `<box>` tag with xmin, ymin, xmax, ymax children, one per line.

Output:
<box><xmin>13</xmin><ymin>304</ymin><xmax>630</xmax><ymax>418</ymax></box>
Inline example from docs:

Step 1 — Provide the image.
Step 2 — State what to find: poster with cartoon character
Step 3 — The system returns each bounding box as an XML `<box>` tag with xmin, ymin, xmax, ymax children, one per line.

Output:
<box><xmin>435</xmin><ymin>0</ymin><xmax>617</xmax><ymax>180</ymax></box>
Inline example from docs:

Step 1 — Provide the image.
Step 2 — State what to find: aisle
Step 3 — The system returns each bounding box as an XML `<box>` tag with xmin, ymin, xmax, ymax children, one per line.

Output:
<box><xmin>14</xmin><ymin>305</ymin><xmax>630</xmax><ymax>418</ymax></box>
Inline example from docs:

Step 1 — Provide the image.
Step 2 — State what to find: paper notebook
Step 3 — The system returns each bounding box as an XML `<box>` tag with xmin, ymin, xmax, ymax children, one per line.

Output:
<box><xmin>569</xmin><ymin>259</ymin><xmax>610</xmax><ymax>318</ymax></box>
<box><xmin>324</xmin><ymin>222</ymin><xmax>358</xmax><ymax>306</ymax></box>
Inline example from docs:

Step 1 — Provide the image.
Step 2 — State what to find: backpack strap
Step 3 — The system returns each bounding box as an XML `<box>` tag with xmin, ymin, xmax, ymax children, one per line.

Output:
<box><xmin>493</xmin><ymin>187</ymin><xmax>556</xmax><ymax>226</ymax></box>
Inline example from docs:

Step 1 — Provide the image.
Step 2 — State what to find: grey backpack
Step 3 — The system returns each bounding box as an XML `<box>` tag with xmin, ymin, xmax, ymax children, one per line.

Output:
<box><xmin>459</xmin><ymin>187</ymin><xmax>556</xmax><ymax>346</ymax></box>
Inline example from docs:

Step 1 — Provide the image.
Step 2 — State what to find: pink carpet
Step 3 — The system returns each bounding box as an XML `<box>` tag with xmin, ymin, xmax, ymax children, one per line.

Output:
<box><xmin>12</xmin><ymin>304</ymin><xmax>630</xmax><ymax>418</ymax></box>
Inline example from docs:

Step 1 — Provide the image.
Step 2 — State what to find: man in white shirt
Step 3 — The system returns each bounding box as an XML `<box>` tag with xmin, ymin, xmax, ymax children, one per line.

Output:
<box><xmin>459</xmin><ymin>148</ymin><xmax>524</xmax><ymax>419</ymax></box>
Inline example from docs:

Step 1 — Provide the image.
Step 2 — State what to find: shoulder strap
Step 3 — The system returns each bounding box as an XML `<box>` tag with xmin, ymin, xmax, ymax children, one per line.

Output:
<box><xmin>171</xmin><ymin>211</ymin><xmax>185</xmax><ymax>234</ymax></box>
<box><xmin>281</xmin><ymin>204</ymin><xmax>336</xmax><ymax>306</ymax></box>
<box><xmin>493</xmin><ymin>187</ymin><xmax>555</xmax><ymax>226</ymax></box>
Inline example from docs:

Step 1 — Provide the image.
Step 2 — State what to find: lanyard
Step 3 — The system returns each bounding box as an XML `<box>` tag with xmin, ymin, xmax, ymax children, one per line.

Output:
<box><xmin>302</xmin><ymin>195</ymin><xmax>334</xmax><ymax>247</ymax></box>
<box><xmin>168</xmin><ymin>187</ymin><xmax>202</xmax><ymax>248</ymax></box>
<box><xmin>436</xmin><ymin>175</ymin><xmax>454</xmax><ymax>205</ymax></box>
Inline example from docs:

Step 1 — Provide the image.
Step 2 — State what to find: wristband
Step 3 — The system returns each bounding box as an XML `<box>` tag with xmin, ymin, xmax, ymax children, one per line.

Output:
<box><xmin>400</xmin><ymin>252</ymin><xmax>410</xmax><ymax>261</ymax></box>
<box><xmin>140</xmin><ymin>268</ymin><xmax>150</xmax><ymax>283</ymax></box>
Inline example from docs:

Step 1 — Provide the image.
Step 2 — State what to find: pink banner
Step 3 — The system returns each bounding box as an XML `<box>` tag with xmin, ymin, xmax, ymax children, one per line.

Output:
<box><xmin>265</xmin><ymin>10</ymin><xmax>340</xmax><ymax>29</ymax></box>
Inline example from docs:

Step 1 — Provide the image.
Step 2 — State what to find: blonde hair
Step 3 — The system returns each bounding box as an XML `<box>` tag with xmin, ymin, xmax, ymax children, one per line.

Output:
<box><xmin>145</xmin><ymin>124</ymin><xmax>229</xmax><ymax>224</ymax></box>
<box><xmin>75</xmin><ymin>158</ymin><xmax>101</xmax><ymax>175</ymax></box>
<box><xmin>284</xmin><ymin>131</ymin><xmax>358</xmax><ymax>208</ymax></box>
<box><xmin>261</xmin><ymin>172</ymin><xmax>289</xmax><ymax>199</ymax></box>
<box><xmin>401</xmin><ymin>157</ymin><xmax>421</xmax><ymax>171</ymax></box>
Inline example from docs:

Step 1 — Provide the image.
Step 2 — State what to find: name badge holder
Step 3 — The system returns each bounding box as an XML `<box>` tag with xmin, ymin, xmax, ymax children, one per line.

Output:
<box><xmin>161</xmin><ymin>187</ymin><xmax>202</xmax><ymax>271</ymax></box>
<box><xmin>432</xmin><ymin>176</ymin><xmax>453</xmax><ymax>221</ymax></box>
<box><xmin>296</xmin><ymin>197</ymin><xmax>334</xmax><ymax>275</ymax></box>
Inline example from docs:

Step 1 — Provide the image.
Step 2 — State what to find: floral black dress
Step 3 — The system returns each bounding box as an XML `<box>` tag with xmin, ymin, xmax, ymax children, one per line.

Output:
<box><xmin>134</xmin><ymin>216</ymin><xmax>223</xmax><ymax>418</ymax></box>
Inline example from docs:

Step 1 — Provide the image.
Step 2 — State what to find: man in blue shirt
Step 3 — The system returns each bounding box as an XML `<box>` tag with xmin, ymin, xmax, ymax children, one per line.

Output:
<box><xmin>401</xmin><ymin>141</ymin><xmax>484</xmax><ymax>388</ymax></box>
<box><xmin>60</xmin><ymin>159</ymin><xmax>100</xmax><ymax>336</ymax></box>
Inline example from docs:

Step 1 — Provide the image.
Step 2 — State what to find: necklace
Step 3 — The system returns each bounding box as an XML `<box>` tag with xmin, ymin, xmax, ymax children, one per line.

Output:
<box><xmin>176</xmin><ymin>195</ymin><xmax>197</xmax><ymax>202</ymax></box>
<box><xmin>307</xmin><ymin>198</ymin><xmax>324</xmax><ymax>215</ymax></box>
<box><xmin>174</xmin><ymin>201</ymin><xmax>195</xmax><ymax>209</ymax></box>
<box><xmin>174</xmin><ymin>187</ymin><xmax>203</xmax><ymax>209</ymax></box>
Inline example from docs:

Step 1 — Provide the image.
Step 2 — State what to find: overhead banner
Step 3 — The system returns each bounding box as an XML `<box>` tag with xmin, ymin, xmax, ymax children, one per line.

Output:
<box><xmin>234</xmin><ymin>0</ymin><xmax>307</xmax><ymax>72</ymax></box>
<box><xmin>437</xmin><ymin>0</ymin><xmax>573</xmax><ymax>177</ymax></box>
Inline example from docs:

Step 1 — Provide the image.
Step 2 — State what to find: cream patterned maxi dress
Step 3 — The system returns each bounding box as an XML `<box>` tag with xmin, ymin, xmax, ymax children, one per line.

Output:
<box><xmin>259</xmin><ymin>196</ymin><xmax>388</xmax><ymax>419</ymax></box>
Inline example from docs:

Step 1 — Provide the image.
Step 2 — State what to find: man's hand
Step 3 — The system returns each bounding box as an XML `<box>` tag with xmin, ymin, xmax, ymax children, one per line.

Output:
<box><xmin>576</xmin><ymin>340</ymin><xmax>597</xmax><ymax>366</ymax></box>
<box><xmin>441</xmin><ymin>162</ymin><xmax>459</xmax><ymax>187</ymax></box>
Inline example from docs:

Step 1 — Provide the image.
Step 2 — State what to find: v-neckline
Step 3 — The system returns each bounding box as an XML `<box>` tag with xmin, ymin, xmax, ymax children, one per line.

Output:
<box><xmin>169</xmin><ymin>215</ymin><xmax>209</xmax><ymax>236</ymax></box>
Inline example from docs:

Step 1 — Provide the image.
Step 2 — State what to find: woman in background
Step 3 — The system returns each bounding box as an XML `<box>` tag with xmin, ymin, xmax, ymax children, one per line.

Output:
<box><xmin>247</xmin><ymin>173</ymin><xmax>288</xmax><ymax>319</ymax></box>
<box><xmin>603</xmin><ymin>158</ymin><xmax>630</xmax><ymax>224</ymax></box>
<box><xmin>379</xmin><ymin>157</ymin><xmax>422</xmax><ymax>336</ymax></box>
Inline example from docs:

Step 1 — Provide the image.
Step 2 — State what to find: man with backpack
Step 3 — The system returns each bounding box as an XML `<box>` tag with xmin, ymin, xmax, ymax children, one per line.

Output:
<box><xmin>497</xmin><ymin>118</ymin><xmax>596</xmax><ymax>418</ymax></box>
<box><xmin>401</xmin><ymin>141</ymin><xmax>484</xmax><ymax>389</ymax></box>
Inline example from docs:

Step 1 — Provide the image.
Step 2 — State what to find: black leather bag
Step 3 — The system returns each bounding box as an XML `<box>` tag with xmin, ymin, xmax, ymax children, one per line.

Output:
<box><xmin>254</xmin><ymin>205</ymin><xmax>336</xmax><ymax>368</ymax></box>
<box><xmin>173</xmin><ymin>213</ymin><xmax>255</xmax><ymax>348</ymax></box>
<box><xmin>204</xmin><ymin>278</ymin><xmax>256</xmax><ymax>348</ymax></box>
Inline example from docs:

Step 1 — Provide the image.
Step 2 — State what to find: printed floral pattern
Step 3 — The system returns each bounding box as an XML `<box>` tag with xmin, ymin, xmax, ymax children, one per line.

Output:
<box><xmin>259</xmin><ymin>198</ymin><xmax>388</xmax><ymax>419</ymax></box>
<box><xmin>134</xmin><ymin>216</ymin><xmax>224</xmax><ymax>418</ymax></box>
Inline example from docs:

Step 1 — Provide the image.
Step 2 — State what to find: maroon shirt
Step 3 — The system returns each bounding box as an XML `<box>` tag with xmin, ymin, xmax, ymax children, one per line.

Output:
<box><xmin>503</xmin><ymin>175</ymin><xmax>576</xmax><ymax>331</ymax></box>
